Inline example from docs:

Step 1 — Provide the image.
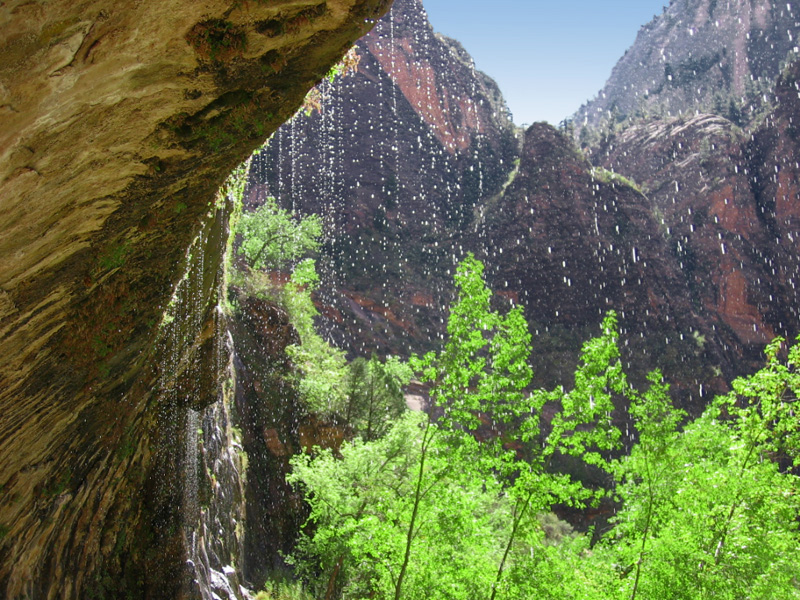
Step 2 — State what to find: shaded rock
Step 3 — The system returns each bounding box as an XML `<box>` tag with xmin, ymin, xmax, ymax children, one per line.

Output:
<box><xmin>248</xmin><ymin>0</ymin><xmax>519</xmax><ymax>357</ymax></box>
<box><xmin>0</xmin><ymin>0</ymin><xmax>392</xmax><ymax>597</ymax></box>
<box><xmin>229</xmin><ymin>289</ymin><xmax>352</xmax><ymax>589</ymax></box>
<box><xmin>476</xmin><ymin>123</ymin><xmax>731</xmax><ymax>409</ymax></box>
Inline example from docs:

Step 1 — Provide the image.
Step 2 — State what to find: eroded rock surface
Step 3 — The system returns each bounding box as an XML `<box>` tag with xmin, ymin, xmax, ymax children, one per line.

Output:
<box><xmin>476</xmin><ymin>123</ymin><xmax>735</xmax><ymax>406</ymax></box>
<box><xmin>592</xmin><ymin>61</ymin><xmax>800</xmax><ymax>376</ymax></box>
<box><xmin>574</xmin><ymin>0</ymin><xmax>800</xmax><ymax>130</ymax></box>
<box><xmin>248</xmin><ymin>0</ymin><xmax>519</xmax><ymax>357</ymax></box>
<box><xmin>229</xmin><ymin>293</ymin><xmax>349</xmax><ymax>589</ymax></box>
<box><xmin>0</xmin><ymin>0</ymin><xmax>391</xmax><ymax>597</ymax></box>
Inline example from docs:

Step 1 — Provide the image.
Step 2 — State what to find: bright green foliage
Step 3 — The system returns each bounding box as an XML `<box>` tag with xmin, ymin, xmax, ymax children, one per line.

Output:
<box><xmin>487</xmin><ymin>340</ymin><xmax>800</xmax><ymax>600</ymax></box>
<box><xmin>289</xmin><ymin>256</ymin><xmax>634</xmax><ymax>600</ymax></box>
<box><xmin>288</xmin><ymin>412</ymin><xmax>505</xmax><ymax>600</ymax></box>
<box><xmin>723</xmin><ymin>336</ymin><xmax>800</xmax><ymax>467</ymax></box>
<box><xmin>490</xmin><ymin>311</ymin><xmax>627</xmax><ymax>599</ymax></box>
<box><xmin>412</xmin><ymin>260</ymin><xmax>627</xmax><ymax>599</ymax></box>
<box><xmin>544</xmin><ymin>310</ymin><xmax>625</xmax><ymax>466</ymax></box>
<box><xmin>411</xmin><ymin>254</ymin><xmax>533</xmax><ymax>437</ymax></box>
<box><xmin>254</xmin><ymin>576</ymin><xmax>315</xmax><ymax>600</ymax></box>
<box><xmin>236</xmin><ymin>196</ymin><xmax>322</xmax><ymax>271</ymax></box>
<box><xmin>409</xmin><ymin>254</ymin><xmax>537</xmax><ymax>599</ymax></box>
<box><xmin>608</xmin><ymin>371</ymin><xmax>688</xmax><ymax>599</ymax></box>
<box><xmin>283</xmin><ymin>259</ymin><xmax>349</xmax><ymax>414</ymax></box>
<box><xmin>599</xmin><ymin>338</ymin><xmax>800</xmax><ymax>600</ymax></box>
<box><xmin>284</xmin><ymin>253</ymin><xmax>800</xmax><ymax>600</ymax></box>
<box><xmin>341</xmin><ymin>355</ymin><xmax>413</xmax><ymax>440</ymax></box>
<box><xmin>231</xmin><ymin>191</ymin><xmax>349</xmax><ymax>415</ymax></box>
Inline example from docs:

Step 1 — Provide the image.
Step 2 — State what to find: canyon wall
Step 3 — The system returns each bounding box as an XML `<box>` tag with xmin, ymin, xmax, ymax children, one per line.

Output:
<box><xmin>250</xmin><ymin>0</ymin><xmax>800</xmax><ymax>413</ymax></box>
<box><xmin>575</xmin><ymin>0</ymin><xmax>800</xmax><ymax>131</ymax></box>
<box><xmin>248</xmin><ymin>0</ymin><xmax>519</xmax><ymax>357</ymax></box>
<box><xmin>0</xmin><ymin>0</ymin><xmax>392</xmax><ymax>597</ymax></box>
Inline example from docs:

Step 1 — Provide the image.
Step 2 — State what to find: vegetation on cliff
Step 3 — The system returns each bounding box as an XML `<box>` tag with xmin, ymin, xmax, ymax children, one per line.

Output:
<box><xmin>226</xmin><ymin>119</ymin><xmax>800</xmax><ymax>598</ymax></box>
<box><xmin>277</xmin><ymin>254</ymin><xmax>800</xmax><ymax>600</ymax></box>
<box><xmin>220</xmin><ymin>16</ymin><xmax>800</xmax><ymax>598</ymax></box>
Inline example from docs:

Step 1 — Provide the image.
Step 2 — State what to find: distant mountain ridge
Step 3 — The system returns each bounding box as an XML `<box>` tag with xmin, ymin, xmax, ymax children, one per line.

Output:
<box><xmin>574</xmin><ymin>0</ymin><xmax>800</xmax><ymax>133</ymax></box>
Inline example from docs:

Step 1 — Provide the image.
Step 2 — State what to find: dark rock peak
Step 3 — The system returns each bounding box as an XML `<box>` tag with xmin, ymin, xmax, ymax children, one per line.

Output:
<box><xmin>247</xmin><ymin>0</ymin><xmax>519</xmax><ymax>357</ymax></box>
<box><xmin>476</xmin><ymin>123</ymin><xmax>734</xmax><ymax>405</ymax></box>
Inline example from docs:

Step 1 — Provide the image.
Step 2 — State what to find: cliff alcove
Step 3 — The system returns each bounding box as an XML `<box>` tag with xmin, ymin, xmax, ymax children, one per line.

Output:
<box><xmin>0</xmin><ymin>0</ymin><xmax>391</xmax><ymax>597</ymax></box>
<box><xmin>3</xmin><ymin>0</ymin><xmax>800</xmax><ymax>597</ymax></box>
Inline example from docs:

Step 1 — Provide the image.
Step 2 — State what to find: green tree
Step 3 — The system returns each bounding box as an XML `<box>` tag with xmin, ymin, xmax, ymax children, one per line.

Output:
<box><xmin>288</xmin><ymin>412</ymin><xmax>504</xmax><ymax>600</ymax></box>
<box><xmin>488</xmin><ymin>310</ymin><xmax>625</xmax><ymax>600</ymax></box>
<box><xmin>342</xmin><ymin>355</ymin><xmax>413</xmax><ymax>441</ymax></box>
<box><xmin>283</xmin><ymin>259</ymin><xmax>349</xmax><ymax>414</ymax></box>
<box><xmin>232</xmin><ymin>195</ymin><xmax>349</xmax><ymax>416</ymax></box>
<box><xmin>610</xmin><ymin>371</ymin><xmax>686</xmax><ymax>600</ymax></box>
<box><xmin>236</xmin><ymin>196</ymin><xmax>322</xmax><ymax>271</ymax></box>
<box><xmin>408</xmin><ymin>254</ymin><xmax>534</xmax><ymax>600</ymax></box>
<box><xmin>603</xmin><ymin>337</ymin><xmax>800</xmax><ymax>600</ymax></box>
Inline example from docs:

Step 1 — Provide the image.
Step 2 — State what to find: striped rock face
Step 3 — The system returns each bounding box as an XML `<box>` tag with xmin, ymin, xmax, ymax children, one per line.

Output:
<box><xmin>0</xmin><ymin>0</ymin><xmax>391</xmax><ymax>597</ymax></box>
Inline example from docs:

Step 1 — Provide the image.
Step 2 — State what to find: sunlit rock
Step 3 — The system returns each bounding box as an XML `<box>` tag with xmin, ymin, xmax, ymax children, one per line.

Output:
<box><xmin>0</xmin><ymin>0</ymin><xmax>392</xmax><ymax>597</ymax></box>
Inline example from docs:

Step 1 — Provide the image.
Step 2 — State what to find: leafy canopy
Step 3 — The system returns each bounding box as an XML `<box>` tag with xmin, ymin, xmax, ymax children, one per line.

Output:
<box><xmin>236</xmin><ymin>196</ymin><xmax>322</xmax><ymax>271</ymax></box>
<box><xmin>289</xmin><ymin>255</ymin><xmax>634</xmax><ymax>600</ymax></box>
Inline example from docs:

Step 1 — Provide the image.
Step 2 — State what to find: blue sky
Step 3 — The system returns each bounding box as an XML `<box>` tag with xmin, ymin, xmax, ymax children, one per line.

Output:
<box><xmin>420</xmin><ymin>0</ymin><xmax>669</xmax><ymax>125</ymax></box>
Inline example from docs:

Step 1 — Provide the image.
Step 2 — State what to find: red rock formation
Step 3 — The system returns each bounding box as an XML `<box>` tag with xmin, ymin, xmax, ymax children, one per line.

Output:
<box><xmin>249</xmin><ymin>0</ymin><xmax>519</xmax><ymax>358</ymax></box>
<box><xmin>750</xmin><ymin>59</ymin><xmax>800</xmax><ymax>333</ymax></box>
<box><xmin>366</xmin><ymin>1</ymin><xmax>494</xmax><ymax>152</ymax></box>
<box><xmin>597</xmin><ymin>114</ymin><xmax>782</xmax><ymax>351</ymax></box>
<box><xmin>477</xmin><ymin>123</ymin><xmax>733</xmax><ymax>407</ymax></box>
<box><xmin>596</xmin><ymin>97</ymin><xmax>800</xmax><ymax>362</ymax></box>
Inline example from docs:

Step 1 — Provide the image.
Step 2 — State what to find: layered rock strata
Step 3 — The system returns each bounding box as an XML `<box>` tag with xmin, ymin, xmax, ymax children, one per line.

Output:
<box><xmin>0</xmin><ymin>0</ymin><xmax>392</xmax><ymax>597</ymax></box>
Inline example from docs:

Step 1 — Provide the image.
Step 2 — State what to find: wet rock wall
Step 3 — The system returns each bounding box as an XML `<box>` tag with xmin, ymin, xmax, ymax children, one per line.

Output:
<box><xmin>0</xmin><ymin>0</ymin><xmax>393</xmax><ymax>597</ymax></box>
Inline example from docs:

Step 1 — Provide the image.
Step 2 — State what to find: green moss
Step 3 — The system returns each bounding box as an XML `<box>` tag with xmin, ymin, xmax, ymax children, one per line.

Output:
<box><xmin>97</xmin><ymin>361</ymin><xmax>111</xmax><ymax>379</ymax></box>
<box><xmin>117</xmin><ymin>425</ymin><xmax>137</xmax><ymax>461</ymax></box>
<box><xmin>92</xmin><ymin>335</ymin><xmax>112</xmax><ymax>358</ymax></box>
<box><xmin>42</xmin><ymin>469</ymin><xmax>71</xmax><ymax>498</ymax></box>
<box><xmin>0</xmin><ymin>524</ymin><xmax>9</xmax><ymax>542</ymax></box>
<box><xmin>591</xmin><ymin>166</ymin><xmax>643</xmax><ymax>194</ymax></box>
<box><xmin>98</xmin><ymin>242</ymin><xmax>131</xmax><ymax>270</ymax></box>
<box><xmin>159</xmin><ymin>89</ymin><xmax>278</xmax><ymax>155</ymax></box>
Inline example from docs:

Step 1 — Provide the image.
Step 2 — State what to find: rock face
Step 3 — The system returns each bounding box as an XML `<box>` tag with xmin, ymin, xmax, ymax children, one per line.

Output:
<box><xmin>0</xmin><ymin>0</ymin><xmax>392</xmax><ymax>598</ymax></box>
<box><xmin>596</xmin><ymin>115</ymin><xmax>792</xmax><ymax>353</ymax></box>
<box><xmin>750</xmin><ymin>59</ymin><xmax>800</xmax><ymax>319</ymax></box>
<box><xmin>589</xmin><ymin>59</ymin><xmax>800</xmax><ymax>376</ymax></box>
<box><xmin>230</xmin><ymin>295</ymin><xmax>306</xmax><ymax>588</ymax></box>
<box><xmin>230</xmin><ymin>291</ymin><xmax>351</xmax><ymax>589</ymax></box>
<box><xmin>574</xmin><ymin>0</ymin><xmax>800</xmax><ymax>130</ymax></box>
<box><xmin>248</xmin><ymin>0</ymin><xmax>800</xmax><ymax>415</ymax></box>
<box><xmin>247</xmin><ymin>0</ymin><xmax>519</xmax><ymax>356</ymax></box>
<box><xmin>475</xmin><ymin>123</ymin><xmax>734</xmax><ymax>402</ymax></box>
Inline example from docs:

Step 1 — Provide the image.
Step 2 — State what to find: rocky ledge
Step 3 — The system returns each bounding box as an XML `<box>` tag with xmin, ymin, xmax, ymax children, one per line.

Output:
<box><xmin>0</xmin><ymin>0</ymin><xmax>391</xmax><ymax>597</ymax></box>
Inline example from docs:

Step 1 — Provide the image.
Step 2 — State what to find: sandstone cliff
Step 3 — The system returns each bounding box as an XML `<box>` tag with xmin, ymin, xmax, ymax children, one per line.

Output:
<box><xmin>591</xmin><ymin>63</ymin><xmax>800</xmax><ymax>377</ymax></box>
<box><xmin>575</xmin><ymin>0</ymin><xmax>800</xmax><ymax>131</ymax></box>
<box><xmin>0</xmin><ymin>0</ymin><xmax>391</xmax><ymax>597</ymax></box>
<box><xmin>247</xmin><ymin>0</ymin><xmax>519</xmax><ymax>357</ymax></box>
<box><xmin>246</xmin><ymin>0</ymin><xmax>800</xmax><ymax>416</ymax></box>
<box><xmin>475</xmin><ymin>123</ymin><xmax>734</xmax><ymax>404</ymax></box>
